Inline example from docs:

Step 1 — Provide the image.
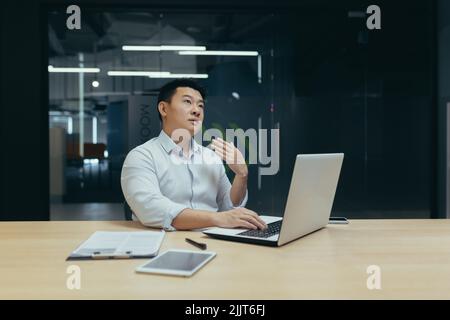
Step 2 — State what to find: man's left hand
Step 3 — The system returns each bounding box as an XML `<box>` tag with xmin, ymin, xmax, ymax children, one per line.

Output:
<box><xmin>211</xmin><ymin>137</ymin><xmax>248</xmax><ymax>177</ymax></box>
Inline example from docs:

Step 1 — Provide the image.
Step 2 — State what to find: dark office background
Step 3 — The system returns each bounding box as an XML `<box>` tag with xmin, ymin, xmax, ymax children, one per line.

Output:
<box><xmin>0</xmin><ymin>0</ymin><xmax>448</xmax><ymax>221</ymax></box>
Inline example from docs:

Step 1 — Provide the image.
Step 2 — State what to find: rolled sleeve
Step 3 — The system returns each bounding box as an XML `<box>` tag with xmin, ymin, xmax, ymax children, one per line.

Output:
<box><xmin>162</xmin><ymin>201</ymin><xmax>188</xmax><ymax>231</ymax></box>
<box><xmin>121</xmin><ymin>149</ymin><xmax>188</xmax><ymax>231</ymax></box>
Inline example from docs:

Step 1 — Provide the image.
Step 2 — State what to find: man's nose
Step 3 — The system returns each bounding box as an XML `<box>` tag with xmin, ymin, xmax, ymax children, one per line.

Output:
<box><xmin>191</xmin><ymin>105</ymin><xmax>201</xmax><ymax>116</ymax></box>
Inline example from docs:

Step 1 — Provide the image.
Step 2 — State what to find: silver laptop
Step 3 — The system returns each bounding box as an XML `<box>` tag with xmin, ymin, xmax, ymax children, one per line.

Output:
<box><xmin>203</xmin><ymin>153</ymin><xmax>344</xmax><ymax>247</ymax></box>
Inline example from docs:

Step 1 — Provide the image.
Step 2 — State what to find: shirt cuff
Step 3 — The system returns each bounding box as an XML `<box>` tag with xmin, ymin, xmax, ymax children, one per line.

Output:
<box><xmin>162</xmin><ymin>203</ymin><xmax>189</xmax><ymax>231</ymax></box>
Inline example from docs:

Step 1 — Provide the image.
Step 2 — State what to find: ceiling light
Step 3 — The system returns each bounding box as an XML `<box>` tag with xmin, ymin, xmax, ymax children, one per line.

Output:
<box><xmin>48</xmin><ymin>65</ymin><xmax>100</xmax><ymax>73</ymax></box>
<box><xmin>178</xmin><ymin>50</ymin><xmax>259</xmax><ymax>56</ymax></box>
<box><xmin>148</xmin><ymin>73</ymin><xmax>208</xmax><ymax>79</ymax></box>
<box><xmin>122</xmin><ymin>45</ymin><xmax>206</xmax><ymax>51</ymax></box>
<box><xmin>107</xmin><ymin>71</ymin><xmax>171</xmax><ymax>77</ymax></box>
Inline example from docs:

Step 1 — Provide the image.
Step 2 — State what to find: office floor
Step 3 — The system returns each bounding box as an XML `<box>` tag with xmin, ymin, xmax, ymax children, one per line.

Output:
<box><xmin>50</xmin><ymin>202</ymin><xmax>124</xmax><ymax>221</ymax></box>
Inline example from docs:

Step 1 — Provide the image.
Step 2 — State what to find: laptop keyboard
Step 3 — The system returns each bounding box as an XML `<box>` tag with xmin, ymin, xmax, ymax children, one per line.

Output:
<box><xmin>238</xmin><ymin>220</ymin><xmax>282</xmax><ymax>238</ymax></box>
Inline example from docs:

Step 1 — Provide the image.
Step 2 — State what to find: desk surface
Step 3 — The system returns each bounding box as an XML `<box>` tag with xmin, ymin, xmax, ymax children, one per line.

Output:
<box><xmin>0</xmin><ymin>219</ymin><xmax>449</xmax><ymax>299</ymax></box>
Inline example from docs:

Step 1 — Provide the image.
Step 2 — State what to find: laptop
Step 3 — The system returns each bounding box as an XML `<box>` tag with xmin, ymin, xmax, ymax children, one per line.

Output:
<box><xmin>203</xmin><ymin>153</ymin><xmax>344</xmax><ymax>247</ymax></box>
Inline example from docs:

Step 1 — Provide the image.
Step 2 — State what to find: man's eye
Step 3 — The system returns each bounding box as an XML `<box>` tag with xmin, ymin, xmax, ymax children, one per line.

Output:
<box><xmin>199</xmin><ymin>105</ymin><xmax>204</xmax><ymax>109</ymax></box>
<box><xmin>184</xmin><ymin>99</ymin><xmax>192</xmax><ymax>104</ymax></box>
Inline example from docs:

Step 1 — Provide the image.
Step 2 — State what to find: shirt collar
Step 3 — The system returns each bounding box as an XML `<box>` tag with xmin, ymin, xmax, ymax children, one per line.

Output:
<box><xmin>192</xmin><ymin>137</ymin><xmax>202</xmax><ymax>154</ymax></box>
<box><xmin>158</xmin><ymin>130</ymin><xmax>202</xmax><ymax>155</ymax></box>
<box><xmin>158</xmin><ymin>130</ymin><xmax>178</xmax><ymax>153</ymax></box>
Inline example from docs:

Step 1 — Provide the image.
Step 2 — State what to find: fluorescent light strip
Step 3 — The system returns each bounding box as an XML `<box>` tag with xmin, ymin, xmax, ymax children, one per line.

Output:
<box><xmin>149</xmin><ymin>74</ymin><xmax>208</xmax><ymax>79</ymax></box>
<box><xmin>67</xmin><ymin>117</ymin><xmax>73</xmax><ymax>134</ymax></box>
<box><xmin>92</xmin><ymin>116</ymin><xmax>97</xmax><ymax>144</ymax></box>
<box><xmin>107</xmin><ymin>71</ymin><xmax>171</xmax><ymax>77</ymax></box>
<box><xmin>122</xmin><ymin>45</ymin><xmax>206</xmax><ymax>51</ymax></box>
<box><xmin>161</xmin><ymin>45</ymin><xmax>206</xmax><ymax>51</ymax></box>
<box><xmin>78</xmin><ymin>54</ymin><xmax>85</xmax><ymax>157</ymax></box>
<box><xmin>258</xmin><ymin>55</ymin><xmax>262</xmax><ymax>83</ymax></box>
<box><xmin>107</xmin><ymin>71</ymin><xmax>207</xmax><ymax>78</ymax></box>
<box><xmin>48</xmin><ymin>65</ymin><xmax>100</xmax><ymax>73</ymax></box>
<box><xmin>178</xmin><ymin>50</ymin><xmax>259</xmax><ymax>56</ymax></box>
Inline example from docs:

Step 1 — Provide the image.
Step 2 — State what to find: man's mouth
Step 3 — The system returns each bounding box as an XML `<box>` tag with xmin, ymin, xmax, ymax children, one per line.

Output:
<box><xmin>189</xmin><ymin>119</ymin><xmax>201</xmax><ymax>126</ymax></box>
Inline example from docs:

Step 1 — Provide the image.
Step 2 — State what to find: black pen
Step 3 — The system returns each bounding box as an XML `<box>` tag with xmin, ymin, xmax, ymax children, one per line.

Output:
<box><xmin>185</xmin><ymin>238</ymin><xmax>207</xmax><ymax>250</ymax></box>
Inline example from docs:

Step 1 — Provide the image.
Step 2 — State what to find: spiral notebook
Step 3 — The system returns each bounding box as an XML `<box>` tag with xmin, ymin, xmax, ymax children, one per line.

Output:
<box><xmin>66</xmin><ymin>230</ymin><xmax>165</xmax><ymax>260</ymax></box>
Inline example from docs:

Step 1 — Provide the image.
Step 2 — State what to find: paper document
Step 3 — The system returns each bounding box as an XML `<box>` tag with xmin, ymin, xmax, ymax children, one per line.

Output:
<box><xmin>67</xmin><ymin>230</ymin><xmax>165</xmax><ymax>260</ymax></box>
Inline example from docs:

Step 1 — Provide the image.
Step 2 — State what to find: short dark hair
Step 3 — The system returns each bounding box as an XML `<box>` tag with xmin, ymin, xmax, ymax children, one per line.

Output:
<box><xmin>157</xmin><ymin>79</ymin><xmax>206</xmax><ymax>121</ymax></box>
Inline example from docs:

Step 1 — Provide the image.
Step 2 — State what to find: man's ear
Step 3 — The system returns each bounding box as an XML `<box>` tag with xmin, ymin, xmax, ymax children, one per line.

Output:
<box><xmin>158</xmin><ymin>101</ymin><xmax>168</xmax><ymax>119</ymax></box>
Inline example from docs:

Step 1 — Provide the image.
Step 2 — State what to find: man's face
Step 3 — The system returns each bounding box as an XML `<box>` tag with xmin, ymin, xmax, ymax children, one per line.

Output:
<box><xmin>161</xmin><ymin>87</ymin><xmax>204</xmax><ymax>136</ymax></box>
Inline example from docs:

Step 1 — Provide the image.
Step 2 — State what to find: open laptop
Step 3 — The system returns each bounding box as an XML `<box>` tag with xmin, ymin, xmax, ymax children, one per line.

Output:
<box><xmin>203</xmin><ymin>153</ymin><xmax>344</xmax><ymax>247</ymax></box>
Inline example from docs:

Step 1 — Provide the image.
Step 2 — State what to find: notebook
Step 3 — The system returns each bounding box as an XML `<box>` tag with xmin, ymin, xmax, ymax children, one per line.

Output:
<box><xmin>66</xmin><ymin>230</ymin><xmax>165</xmax><ymax>260</ymax></box>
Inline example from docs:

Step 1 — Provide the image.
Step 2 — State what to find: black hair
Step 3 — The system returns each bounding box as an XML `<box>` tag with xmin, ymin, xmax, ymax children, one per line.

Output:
<box><xmin>157</xmin><ymin>79</ymin><xmax>207</xmax><ymax>121</ymax></box>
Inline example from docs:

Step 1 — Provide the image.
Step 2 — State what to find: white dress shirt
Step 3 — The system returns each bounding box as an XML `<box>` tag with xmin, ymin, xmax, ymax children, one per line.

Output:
<box><xmin>120</xmin><ymin>130</ymin><xmax>248</xmax><ymax>230</ymax></box>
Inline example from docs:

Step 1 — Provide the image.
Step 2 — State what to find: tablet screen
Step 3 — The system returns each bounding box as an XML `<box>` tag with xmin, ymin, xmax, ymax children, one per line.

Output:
<box><xmin>141</xmin><ymin>250</ymin><xmax>214</xmax><ymax>272</ymax></box>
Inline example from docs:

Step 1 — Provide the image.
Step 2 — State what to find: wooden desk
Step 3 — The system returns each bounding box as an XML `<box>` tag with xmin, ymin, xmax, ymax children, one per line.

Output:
<box><xmin>0</xmin><ymin>219</ymin><xmax>449</xmax><ymax>299</ymax></box>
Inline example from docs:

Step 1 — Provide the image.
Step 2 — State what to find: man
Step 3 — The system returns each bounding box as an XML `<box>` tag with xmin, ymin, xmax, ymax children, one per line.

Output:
<box><xmin>121</xmin><ymin>79</ymin><xmax>267</xmax><ymax>231</ymax></box>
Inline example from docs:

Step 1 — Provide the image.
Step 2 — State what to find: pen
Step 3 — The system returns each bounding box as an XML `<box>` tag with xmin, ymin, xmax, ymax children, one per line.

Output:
<box><xmin>185</xmin><ymin>238</ymin><xmax>207</xmax><ymax>250</ymax></box>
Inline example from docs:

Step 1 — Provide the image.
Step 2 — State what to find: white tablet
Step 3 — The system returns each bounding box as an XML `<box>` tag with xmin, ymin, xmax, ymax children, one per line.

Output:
<box><xmin>135</xmin><ymin>249</ymin><xmax>216</xmax><ymax>277</ymax></box>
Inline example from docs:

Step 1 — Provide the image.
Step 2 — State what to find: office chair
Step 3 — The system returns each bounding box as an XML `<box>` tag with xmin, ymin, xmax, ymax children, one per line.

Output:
<box><xmin>123</xmin><ymin>201</ymin><xmax>133</xmax><ymax>221</ymax></box>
